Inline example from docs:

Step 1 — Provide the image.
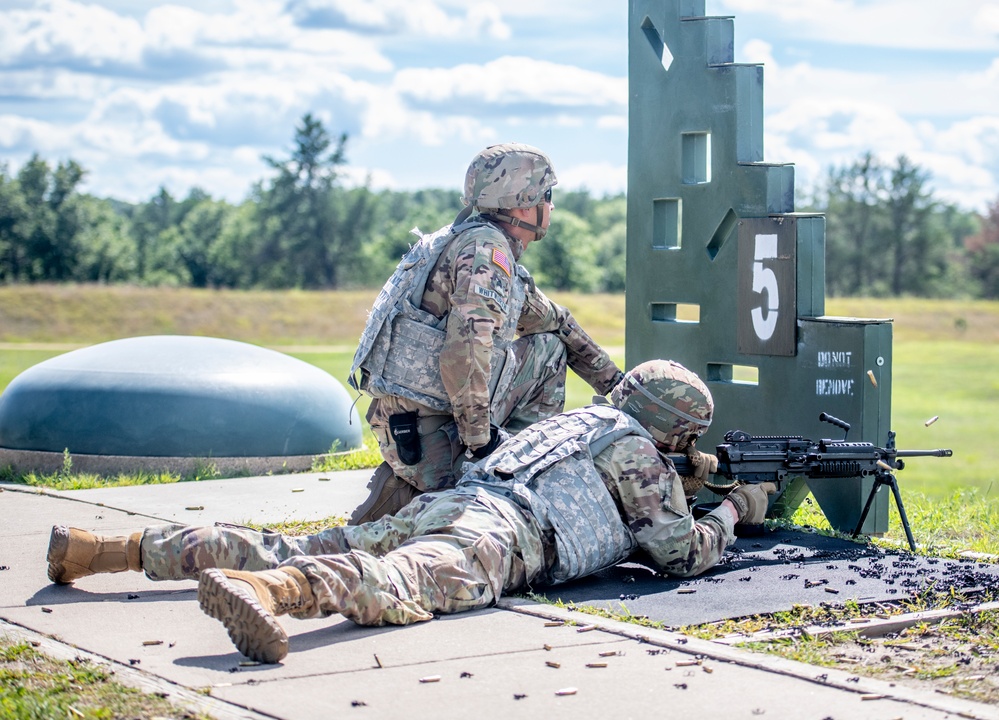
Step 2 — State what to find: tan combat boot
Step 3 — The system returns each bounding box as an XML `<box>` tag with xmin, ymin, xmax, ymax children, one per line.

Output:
<box><xmin>197</xmin><ymin>567</ymin><xmax>315</xmax><ymax>664</ymax></box>
<box><xmin>47</xmin><ymin>526</ymin><xmax>143</xmax><ymax>584</ymax></box>
<box><xmin>348</xmin><ymin>461</ymin><xmax>418</xmax><ymax>525</ymax></box>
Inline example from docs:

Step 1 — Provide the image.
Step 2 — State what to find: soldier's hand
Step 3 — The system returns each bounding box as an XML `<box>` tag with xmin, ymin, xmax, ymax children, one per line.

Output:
<box><xmin>680</xmin><ymin>445</ymin><xmax>718</xmax><ymax>496</ymax></box>
<box><xmin>726</xmin><ymin>482</ymin><xmax>778</xmax><ymax>525</ymax></box>
<box><xmin>686</xmin><ymin>446</ymin><xmax>718</xmax><ymax>480</ymax></box>
<box><xmin>467</xmin><ymin>425</ymin><xmax>507</xmax><ymax>460</ymax></box>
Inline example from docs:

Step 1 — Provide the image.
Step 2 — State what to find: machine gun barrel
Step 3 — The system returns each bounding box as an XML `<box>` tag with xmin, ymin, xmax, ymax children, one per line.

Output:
<box><xmin>894</xmin><ymin>449</ymin><xmax>953</xmax><ymax>458</ymax></box>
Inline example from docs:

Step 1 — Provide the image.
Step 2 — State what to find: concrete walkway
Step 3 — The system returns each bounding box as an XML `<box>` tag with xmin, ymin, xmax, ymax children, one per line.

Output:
<box><xmin>1</xmin><ymin>473</ymin><xmax>996</xmax><ymax>720</ymax></box>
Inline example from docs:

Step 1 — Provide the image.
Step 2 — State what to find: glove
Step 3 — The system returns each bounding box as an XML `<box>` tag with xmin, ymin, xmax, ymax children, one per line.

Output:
<box><xmin>680</xmin><ymin>446</ymin><xmax>718</xmax><ymax>498</ymax></box>
<box><xmin>725</xmin><ymin>482</ymin><xmax>778</xmax><ymax>524</ymax></box>
<box><xmin>467</xmin><ymin>425</ymin><xmax>508</xmax><ymax>460</ymax></box>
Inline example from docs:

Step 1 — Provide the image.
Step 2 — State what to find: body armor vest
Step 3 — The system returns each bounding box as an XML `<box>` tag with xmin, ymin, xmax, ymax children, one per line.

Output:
<box><xmin>349</xmin><ymin>219</ymin><xmax>527</xmax><ymax>412</ymax></box>
<box><xmin>458</xmin><ymin>404</ymin><xmax>654</xmax><ymax>584</ymax></box>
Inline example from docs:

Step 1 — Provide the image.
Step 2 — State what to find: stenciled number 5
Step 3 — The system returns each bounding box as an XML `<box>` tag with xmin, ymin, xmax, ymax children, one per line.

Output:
<box><xmin>751</xmin><ymin>233</ymin><xmax>779</xmax><ymax>341</ymax></box>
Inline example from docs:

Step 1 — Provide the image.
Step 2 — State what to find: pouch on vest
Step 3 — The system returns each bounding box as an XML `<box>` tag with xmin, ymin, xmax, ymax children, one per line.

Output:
<box><xmin>389</xmin><ymin>412</ymin><xmax>422</xmax><ymax>466</ymax></box>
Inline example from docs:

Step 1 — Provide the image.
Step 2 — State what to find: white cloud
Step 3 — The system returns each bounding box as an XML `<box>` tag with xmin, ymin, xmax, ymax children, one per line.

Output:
<box><xmin>978</xmin><ymin>3</ymin><xmax>999</xmax><ymax>33</ymax></box>
<box><xmin>717</xmin><ymin>0</ymin><xmax>999</xmax><ymax>51</ymax></box>
<box><xmin>557</xmin><ymin>160</ymin><xmax>627</xmax><ymax>196</ymax></box>
<box><xmin>760</xmin><ymin>99</ymin><xmax>999</xmax><ymax>210</ymax></box>
<box><xmin>0</xmin><ymin>0</ymin><xmax>392</xmax><ymax>78</ymax></box>
<box><xmin>744</xmin><ymin>40</ymin><xmax>999</xmax><ymax>119</ymax></box>
<box><xmin>394</xmin><ymin>56</ymin><xmax>627</xmax><ymax>111</ymax></box>
<box><xmin>0</xmin><ymin>0</ymin><xmax>144</xmax><ymax>68</ymax></box>
<box><xmin>285</xmin><ymin>0</ymin><xmax>510</xmax><ymax>38</ymax></box>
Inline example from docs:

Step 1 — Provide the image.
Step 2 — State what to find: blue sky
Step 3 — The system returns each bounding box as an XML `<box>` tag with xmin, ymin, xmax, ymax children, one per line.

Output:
<box><xmin>1</xmin><ymin>0</ymin><xmax>997</xmax><ymax>211</ymax></box>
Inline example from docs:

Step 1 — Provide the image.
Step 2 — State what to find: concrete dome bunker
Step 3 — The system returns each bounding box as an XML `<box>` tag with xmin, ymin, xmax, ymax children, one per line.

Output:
<box><xmin>0</xmin><ymin>336</ymin><xmax>363</xmax><ymax>477</ymax></box>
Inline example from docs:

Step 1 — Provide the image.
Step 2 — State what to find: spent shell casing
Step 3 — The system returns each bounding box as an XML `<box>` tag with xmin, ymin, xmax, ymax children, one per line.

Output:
<box><xmin>544</xmin><ymin>621</ymin><xmax>564</xmax><ymax>627</ymax></box>
<box><xmin>867</xmin><ymin>370</ymin><xmax>878</xmax><ymax>387</ymax></box>
<box><xmin>576</xmin><ymin>624</ymin><xmax>598</xmax><ymax>633</ymax></box>
<box><xmin>586</xmin><ymin>662</ymin><xmax>608</xmax><ymax>668</ymax></box>
<box><xmin>419</xmin><ymin>675</ymin><xmax>441</xmax><ymax>683</ymax></box>
<box><xmin>675</xmin><ymin>659</ymin><xmax>701</xmax><ymax>667</ymax></box>
<box><xmin>925</xmin><ymin>415</ymin><xmax>939</xmax><ymax>426</ymax></box>
<box><xmin>546</xmin><ymin>661</ymin><xmax>561</xmax><ymax>669</ymax></box>
<box><xmin>555</xmin><ymin>687</ymin><xmax>577</xmax><ymax>696</ymax></box>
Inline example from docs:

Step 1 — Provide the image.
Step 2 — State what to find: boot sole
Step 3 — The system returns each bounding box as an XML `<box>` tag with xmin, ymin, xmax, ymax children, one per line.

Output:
<box><xmin>46</xmin><ymin>525</ymin><xmax>72</xmax><ymax>584</ymax></box>
<box><xmin>198</xmin><ymin>569</ymin><xmax>289</xmax><ymax>664</ymax></box>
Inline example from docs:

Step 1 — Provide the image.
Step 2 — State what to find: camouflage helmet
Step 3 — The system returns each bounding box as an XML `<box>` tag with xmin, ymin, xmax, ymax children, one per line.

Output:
<box><xmin>610</xmin><ymin>360</ymin><xmax>713</xmax><ymax>452</ymax></box>
<box><xmin>462</xmin><ymin>143</ymin><xmax>558</xmax><ymax>211</ymax></box>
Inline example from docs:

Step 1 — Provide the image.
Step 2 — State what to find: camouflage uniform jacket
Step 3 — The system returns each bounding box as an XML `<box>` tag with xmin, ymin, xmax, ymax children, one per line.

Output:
<box><xmin>459</xmin><ymin>404</ymin><xmax>737</xmax><ymax>583</ymax></box>
<box><xmin>358</xmin><ymin>215</ymin><xmax>622</xmax><ymax>449</ymax></box>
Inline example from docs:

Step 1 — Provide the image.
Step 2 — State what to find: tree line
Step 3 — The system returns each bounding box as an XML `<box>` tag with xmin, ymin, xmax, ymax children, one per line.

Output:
<box><xmin>1</xmin><ymin>114</ymin><xmax>997</xmax><ymax>298</ymax></box>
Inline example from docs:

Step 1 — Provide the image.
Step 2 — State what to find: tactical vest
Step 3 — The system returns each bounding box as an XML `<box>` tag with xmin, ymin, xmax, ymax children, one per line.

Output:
<box><xmin>349</xmin><ymin>219</ymin><xmax>528</xmax><ymax>412</ymax></box>
<box><xmin>458</xmin><ymin>404</ymin><xmax>654</xmax><ymax>584</ymax></box>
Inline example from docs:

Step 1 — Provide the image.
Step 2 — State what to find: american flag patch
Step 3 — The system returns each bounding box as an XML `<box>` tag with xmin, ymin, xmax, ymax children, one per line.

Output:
<box><xmin>491</xmin><ymin>248</ymin><xmax>512</xmax><ymax>277</ymax></box>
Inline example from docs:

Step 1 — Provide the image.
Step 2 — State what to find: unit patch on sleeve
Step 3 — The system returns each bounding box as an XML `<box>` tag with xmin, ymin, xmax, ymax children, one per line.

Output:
<box><xmin>491</xmin><ymin>248</ymin><xmax>512</xmax><ymax>277</ymax></box>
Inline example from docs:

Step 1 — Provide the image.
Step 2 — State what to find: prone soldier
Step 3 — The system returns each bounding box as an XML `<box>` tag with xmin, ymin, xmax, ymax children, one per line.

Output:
<box><xmin>45</xmin><ymin>360</ymin><xmax>775</xmax><ymax>664</ymax></box>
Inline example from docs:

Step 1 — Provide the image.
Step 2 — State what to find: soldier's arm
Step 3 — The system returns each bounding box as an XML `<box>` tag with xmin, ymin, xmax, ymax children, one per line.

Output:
<box><xmin>518</xmin><ymin>283</ymin><xmax>623</xmax><ymax>395</ymax></box>
<box><xmin>441</xmin><ymin>237</ymin><xmax>514</xmax><ymax>450</ymax></box>
<box><xmin>594</xmin><ymin>436</ymin><xmax>736</xmax><ymax>578</ymax></box>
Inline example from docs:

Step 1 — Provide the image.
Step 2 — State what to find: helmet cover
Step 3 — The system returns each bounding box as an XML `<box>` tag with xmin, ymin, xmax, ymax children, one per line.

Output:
<box><xmin>610</xmin><ymin>359</ymin><xmax>713</xmax><ymax>452</ymax></box>
<box><xmin>462</xmin><ymin>143</ymin><xmax>558</xmax><ymax>210</ymax></box>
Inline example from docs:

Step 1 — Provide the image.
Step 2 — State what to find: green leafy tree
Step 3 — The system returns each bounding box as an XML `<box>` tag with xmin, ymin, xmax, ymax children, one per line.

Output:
<box><xmin>74</xmin><ymin>197</ymin><xmax>137</xmax><ymax>282</ymax></box>
<box><xmin>822</xmin><ymin>152</ymin><xmax>886</xmax><ymax>296</ymax></box>
<box><xmin>6</xmin><ymin>155</ymin><xmax>88</xmax><ymax>281</ymax></box>
<box><xmin>819</xmin><ymin>152</ymin><xmax>974</xmax><ymax>297</ymax></box>
<box><xmin>884</xmin><ymin>155</ymin><xmax>938</xmax><ymax>296</ymax></box>
<box><xmin>251</xmin><ymin>113</ymin><xmax>371</xmax><ymax>288</ymax></box>
<box><xmin>357</xmin><ymin>189</ymin><xmax>462</xmax><ymax>286</ymax></box>
<box><xmin>965</xmin><ymin>198</ymin><xmax>999</xmax><ymax>298</ymax></box>
<box><xmin>0</xmin><ymin>163</ymin><xmax>30</xmax><ymax>281</ymax></box>
<box><xmin>520</xmin><ymin>209</ymin><xmax>602</xmax><ymax>292</ymax></box>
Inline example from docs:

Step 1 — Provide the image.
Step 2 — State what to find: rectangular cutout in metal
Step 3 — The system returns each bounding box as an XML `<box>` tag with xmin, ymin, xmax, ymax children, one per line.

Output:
<box><xmin>706</xmin><ymin>363</ymin><xmax>759</xmax><ymax>385</ymax></box>
<box><xmin>682</xmin><ymin>132</ymin><xmax>711</xmax><ymax>184</ymax></box>
<box><xmin>650</xmin><ymin>303</ymin><xmax>700</xmax><ymax>324</ymax></box>
<box><xmin>652</xmin><ymin>198</ymin><xmax>681</xmax><ymax>249</ymax></box>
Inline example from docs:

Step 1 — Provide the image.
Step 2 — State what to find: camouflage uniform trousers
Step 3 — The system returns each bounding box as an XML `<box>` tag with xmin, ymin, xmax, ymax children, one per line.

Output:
<box><xmin>370</xmin><ymin>331</ymin><xmax>568</xmax><ymax>494</ymax></box>
<box><xmin>139</xmin><ymin>487</ymin><xmax>546</xmax><ymax>626</ymax></box>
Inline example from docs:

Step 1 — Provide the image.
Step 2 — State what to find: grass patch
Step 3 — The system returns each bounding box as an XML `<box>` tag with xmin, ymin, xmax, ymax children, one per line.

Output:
<box><xmin>243</xmin><ymin>515</ymin><xmax>348</xmax><ymax>536</ymax></box>
<box><xmin>784</xmin><ymin>491</ymin><xmax>999</xmax><ymax>556</ymax></box>
<box><xmin>0</xmin><ymin>635</ymin><xmax>212</xmax><ymax>719</ymax></box>
<box><xmin>311</xmin><ymin>435</ymin><xmax>382</xmax><ymax>473</ymax></box>
<box><xmin>729</xmin><ymin>608</ymin><xmax>999</xmax><ymax>705</ymax></box>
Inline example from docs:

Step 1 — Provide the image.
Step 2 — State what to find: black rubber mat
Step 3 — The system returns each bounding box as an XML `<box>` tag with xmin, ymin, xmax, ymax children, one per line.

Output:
<box><xmin>535</xmin><ymin>529</ymin><xmax>999</xmax><ymax>627</ymax></box>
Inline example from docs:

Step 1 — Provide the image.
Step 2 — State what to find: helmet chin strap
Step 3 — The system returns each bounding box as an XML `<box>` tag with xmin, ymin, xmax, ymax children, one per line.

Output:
<box><xmin>483</xmin><ymin>209</ymin><xmax>548</xmax><ymax>241</ymax></box>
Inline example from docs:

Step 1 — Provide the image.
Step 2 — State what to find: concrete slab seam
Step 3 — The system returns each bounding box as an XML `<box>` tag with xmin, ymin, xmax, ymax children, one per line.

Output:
<box><xmin>0</xmin><ymin>483</ymin><xmax>172</xmax><ymax>525</ymax></box>
<box><xmin>497</xmin><ymin>596</ymin><xmax>999</xmax><ymax>720</ymax></box>
<box><xmin>0</xmin><ymin>618</ymin><xmax>276</xmax><ymax>720</ymax></box>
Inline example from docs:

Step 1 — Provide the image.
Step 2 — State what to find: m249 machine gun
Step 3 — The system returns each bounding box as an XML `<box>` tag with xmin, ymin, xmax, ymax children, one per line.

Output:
<box><xmin>673</xmin><ymin>412</ymin><xmax>953</xmax><ymax>551</ymax></box>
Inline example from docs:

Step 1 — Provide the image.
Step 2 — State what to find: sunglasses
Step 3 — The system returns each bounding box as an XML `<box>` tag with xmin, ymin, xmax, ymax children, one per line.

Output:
<box><xmin>543</xmin><ymin>187</ymin><xmax>553</xmax><ymax>203</ymax></box>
